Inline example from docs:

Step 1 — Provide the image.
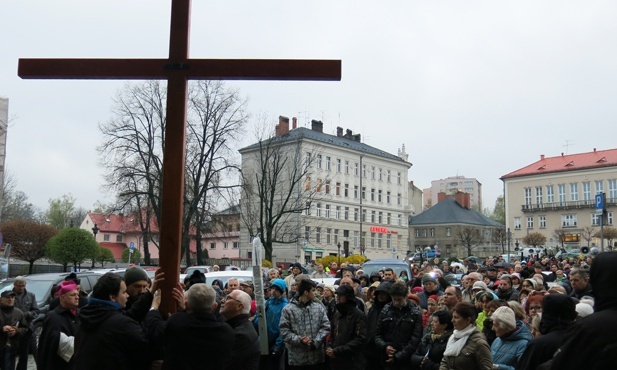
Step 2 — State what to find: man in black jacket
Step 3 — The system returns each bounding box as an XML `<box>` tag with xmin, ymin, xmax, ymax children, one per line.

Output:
<box><xmin>220</xmin><ymin>289</ymin><xmax>260</xmax><ymax>370</ymax></box>
<box><xmin>365</xmin><ymin>282</ymin><xmax>391</xmax><ymax>370</ymax></box>
<box><xmin>12</xmin><ymin>276</ymin><xmax>38</xmax><ymax>370</ymax></box>
<box><xmin>327</xmin><ymin>284</ymin><xmax>367</xmax><ymax>370</ymax></box>
<box><xmin>375</xmin><ymin>282</ymin><xmax>422</xmax><ymax>370</ymax></box>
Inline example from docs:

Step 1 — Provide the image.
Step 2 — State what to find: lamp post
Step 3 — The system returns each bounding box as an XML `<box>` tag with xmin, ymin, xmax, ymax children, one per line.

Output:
<box><xmin>506</xmin><ymin>228</ymin><xmax>511</xmax><ymax>263</ymax></box>
<box><xmin>337</xmin><ymin>242</ymin><xmax>341</xmax><ymax>265</ymax></box>
<box><xmin>91</xmin><ymin>223</ymin><xmax>100</xmax><ymax>268</ymax></box>
<box><xmin>515</xmin><ymin>240</ymin><xmax>521</xmax><ymax>262</ymax></box>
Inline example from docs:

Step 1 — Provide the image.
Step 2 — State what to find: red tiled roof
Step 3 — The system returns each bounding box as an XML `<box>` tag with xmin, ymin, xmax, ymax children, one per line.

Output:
<box><xmin>100</xmin><ymin>242</ymin><xmax>127</xmax><ymax>259</ymax></box>
<box><xmin>88</xmin><ymin>211</ymin><xmax>160</xmax><ymax>234</ymax></box>
<box><xmin>501</xmin><ymin>148</ymin><xmax>617</xmax><ymax>179</ymax></box>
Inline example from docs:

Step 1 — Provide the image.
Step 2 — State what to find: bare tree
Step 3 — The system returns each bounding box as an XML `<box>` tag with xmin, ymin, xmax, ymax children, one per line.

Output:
<box><xmin>455</xmin><ymin>226</ymin><xmax>484</xmax><ymax>257</ymax></box>
<box><xmin>553</xmin><ymin>228</ymin><xmax>568</xmax><ymax>249</ymax></box>
<box><xmin>99</xmin><ymin>80</ymin><xmax>246</xmax><ymax>266</ymax></box>
<box><xmin>594</xmin><ymin>226</ymin><xmax>617</xmax><ymax>251</ymax></box>
<box><xmin>491</xmin><ymin>227</ymin><xmax>507</xmax><ymax>254</ymax></box>
<box><xmin>523</xmin><ymin>232</ymin><xmax>547</xmax><ymax>248</ymax></box>
<box><xmin>581</xmin><ymin>226</ymin><xmax>595</xmax><ymax>248</ymax></box>
<box><xmin>240</xmin><ymin>127</ymin><xmax>325</xmax><ymax>262</ymax></box>
<box><xmin>0</xmin><ymin>172</ymin><xmax>37</xmax><ymax>222</ymax></box>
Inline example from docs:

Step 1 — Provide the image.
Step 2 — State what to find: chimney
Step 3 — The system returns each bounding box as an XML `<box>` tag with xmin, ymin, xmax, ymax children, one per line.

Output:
<box><xmin>292</xmin><ymin>117</ymin><xmax>297</xmax><ymax>129</ymax></box>
<box><xmin>345</xmin><ymin>129</ymin><xmax>353</xmax><ymax>138</ymax></box>
<box><xmin>454</xmin><ymin>192</ymin><xmax>471</xmax><ymax>209</ymax></box>
<box><xmin>540</xmin><ymin>154</ymin><xmax>545</xmax><ymax>160</ymax></box>
<box><xmin>437</xmin><ymin>192</ymin><xmax>447</xmax><ymax>203</ymax></box>
<box><xmin>311</xmin><ymin>119</ymin><xmax>323</xmax><ymax>133</ymax></box>
<box><xmin>594</xmin><ymin>148</ymin><xmax>597</xmax><ymax>152</ymax></box>
<box><xmin>336</xmin><ymin>126</ymin><xmax>343</xmax><ymax>137</ymax></box>
<box><xmin>353</xmin><ymin>133</ymin><xmax>361</xmax><ymax>142</ymax></box>
<box><xmin>275</xmin><ymin>115</ymin><xmax>290</xmax><ymax>137</ymax></box>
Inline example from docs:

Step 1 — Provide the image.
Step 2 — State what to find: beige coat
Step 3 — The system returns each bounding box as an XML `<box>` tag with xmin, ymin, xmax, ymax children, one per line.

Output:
<box><xmin>439</xmin><ymin>328</ymin><xmax>493</xmax><ymax>370</ymax></box>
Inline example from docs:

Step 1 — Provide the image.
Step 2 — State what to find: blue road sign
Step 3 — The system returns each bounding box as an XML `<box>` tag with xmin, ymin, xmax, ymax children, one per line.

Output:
<box><xmin>596</xmin><ymin>193</ymin><xmax>605</xmax><ymax>215</ymax></box>
<box><xmin>130</xmin><ymin>241</ymin><xmax>135</xmax><ymax>250</ymax></box>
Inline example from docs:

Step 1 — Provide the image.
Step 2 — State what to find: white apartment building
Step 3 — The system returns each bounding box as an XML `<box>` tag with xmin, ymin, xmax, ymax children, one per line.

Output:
<box><xmin>239</xmin><ymin>116</ymin><xmax>413</xmax><ymax>264</ymax></box>
<box><xmin>424</xmin><ymin>176</ymin><xmax>482</xmax><ymax>210</ymax></box>
<box><xmin>501</xmin><ymin>148</ymin><xmax>617</xmax><ymax>251</ymax></box>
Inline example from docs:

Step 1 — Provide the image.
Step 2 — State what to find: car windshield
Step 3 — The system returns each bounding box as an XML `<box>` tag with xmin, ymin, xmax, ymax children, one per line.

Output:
<box><xmin>0</xmin><ymin>279</ymin><xmax>55</xmax><ymax>306</ymax></box>
<box><xmin>362</xmin><ymin>264</ymin><xmax>409</xmax><ymax>277</ymax></box>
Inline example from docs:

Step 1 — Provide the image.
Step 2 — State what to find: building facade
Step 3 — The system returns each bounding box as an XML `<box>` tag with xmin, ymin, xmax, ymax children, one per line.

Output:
<box><xmin>501</xmin><ymin>148</ymin><xmax>617</xmax><ymax>251</ymax></box>
<box><xmin>423</xmin><ymin>176</ymin><xmax>483</xmax><ymax>211</ymax></box>
<box><xmin>239</xmin><ymin>116</ymin><xmax>413</xmax><ymax>264</ymax></box>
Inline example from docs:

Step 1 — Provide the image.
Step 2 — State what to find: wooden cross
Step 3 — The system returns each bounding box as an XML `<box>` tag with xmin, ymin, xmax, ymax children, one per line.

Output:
<box><xmin>18</xmin><ymin>0</ymin><xmax>341</xmax><ymax>314</ymax></box>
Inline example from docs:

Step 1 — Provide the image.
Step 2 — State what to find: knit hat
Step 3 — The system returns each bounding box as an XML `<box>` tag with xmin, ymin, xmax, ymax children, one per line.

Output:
<box><xmin>124</xmin><ymin>266</ymin><xmax>149</xmax><ymax>287</ymax></box>
<box><xmin>576</xmin><ymin>302</ymin><xmax>594</xmax><ymax>318</ymax></box>
<box><xmin>523</xmin><ymin>278</ymin><xmax>538</xmax><ymax>290</ymax></box>
<box><xmin>428</xmin><ymin>294</ymin><xmax>439</xmax><ymax>302</ymax></box>
<box><xmin>421</xmin><ymin>274</ymin><xmax>437</xmax><ymax>284</ymax></box>
<box><xmin>56</xmin><ymin>281</ymin><xmax>78</xmax><ymax>297</ymax></box>
<box><xmin>297</xmin><ymin>279</ymin><xmax>316</xmax><ymax>296</ymax></box>
<box><xmin>323</xmin><ymin>285</ymin><xmax>335</xmax><ymax>294</ymax></box>
<box><xmin>472</xmin><ymin>281</ymin><xmax>489</xmax><ymax>291</ymax></box>
<box><xmin>407</xmin><ymin>293</ymin><xmax>420</xmax><ymax>304</ymax></box>
<box><xmin>492</xmin><ymin>306</ymin><xmax>516</xmax><ymax>330</ymax></box>
<box><xmin>411</xmin><ymin>286</ymin><xmax>424</xmax><ymax>294</ymax></box>
<box><xmin>188</xmin><ymin>270</ymin><xmax>206</xmax><ymax>286</ymax></box>
<box><xmin>270</xmin><ymin>278</ymin><xmax>287</xmax><ymax>293</ymax></box>
<box><xmin>374</xmin><ymin>281</ymin><xmax>392</xmax><ymax>296</ymax></box>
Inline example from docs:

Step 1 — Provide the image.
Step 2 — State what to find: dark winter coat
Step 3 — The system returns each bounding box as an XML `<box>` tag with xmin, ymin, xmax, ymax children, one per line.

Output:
<box><xmin>496</xmin><ymin>287</ymin><xmax>519</xmax><ymax>302</ymax></box>
<box><xmin>0</xmin><ymin>306</ymin><xmax>27</xmax><ymax>349</ymax></box>
<box><xmin>328</xmin><ymin>302</ymin><xmax>367</xmax><ymax>370</ymax></box>
<box><xmin>73</xmin><ymin>299</ymin><xmax>152</xmax><ymax>370</ymax></box>
<box><xmin>418</xmin><ymin>288</ymin><xmax>443</xmax><ymax>310</ymax></box>
<box><xmin>411</xmin><ymin>331</ymin><xmax>452</xmax><ymax>370</ymax></box>
<box><xmin>144</xmin><ymin>308</ymin><xmax>235</xmax><ymax>370</ymax></box>
<box><xmin>226</xmin><ymin>314</ymin><xmax>260</xmax><ymax>370</ymax></box>
<box><xmin>374</xmin><ymin>301</ymin><xmax>423</xmax><ymax>369</ymax></box>
<box><xmin>36</xmin><ymin>305</ymin><xmax>78</xmax><ymax>370</ymax></box>
<box><xmin>13</xmin><ymin>289</ymin><xmax>39</xmax><ymax>323</ymax></box>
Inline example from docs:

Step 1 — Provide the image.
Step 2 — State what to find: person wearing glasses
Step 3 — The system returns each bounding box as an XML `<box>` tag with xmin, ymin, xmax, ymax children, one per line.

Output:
<box><xmin>279</xmin><ymin>279</ymin><xmax>330</xmax><ymax>370</ymax></box>
<box><xmin>220</xmin><ymin>290</ymin><xmax>260</xmax><ymax>370</ymax></box>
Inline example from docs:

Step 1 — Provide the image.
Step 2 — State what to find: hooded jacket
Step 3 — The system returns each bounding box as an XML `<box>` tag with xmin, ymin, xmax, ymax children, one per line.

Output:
<box><xmin>490</xmin><ymin>321</ymin><xmax>532</xmax><ymax>370</ymax></box>
<box><xmin>264</xmin><ymin>290</ymin><xmax>288</xmax><ymax>351</ymax></box>
<box><xmin>279</xmin><ymin>296</ymin><xmax>330</xmax><ymax>366</ymax></box>
<box><xmin>73</xmin><ymin>299</ymin><xmax>151</xmax><ymax>370</ymax></box>
<box><xmin>374</xmin><ymin>300</ymin><xmax>423</xmax><ymax>368</ymax></box>
<box><xmin>328</xmin><ymin>300</ymin><xmax>367</xmax><ymax>370</ymax></box>
<box><xmin>366</xmin><ymin>282</ymin><xmax>391</xmax><ymax>368</ymax></box>
<box><xmin>550</xmin><ymin>251</ymin><xmax>617</xmax><ymax>370</ymax></box>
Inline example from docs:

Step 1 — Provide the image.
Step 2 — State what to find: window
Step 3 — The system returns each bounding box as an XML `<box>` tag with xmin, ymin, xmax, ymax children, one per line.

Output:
<box><xmin>593</xmin><ymin>212</ymin><xmax>614</xmax><ymax>226</ymax></box>
<box><xmin>558</xmin><ymin>184</ymin><xmax>566</xmax><ymax>205</ymax></box>
<box><xmin>546</xmin><ymin>185</ymin><xmax>555</xmax><ymax>203</ymax></box>
<box><xmin>305</xmin><ymin>226</ymin><xmax>310</xmax><ymax>241</ymax></box>
<box><xmin>397</xmin><ymin>193</ymin><xmax>402</xmax><ymax>205</ymax></box>
<box><xmin>315</xmin><ymin>227</ymin><xmax>321</xmax><ymax>243</ymax></box>
<box><xmin>316</xmin><ymin>154</ymin><xmax>322</xmax><ymax>169</ymax></box>
<box><xmin>103</xmin><ymin>234</ymin><xmax>110</xmax><ymax>242</ymax></box>
<box><xmin>610</xmin><ymin>179</ymin><xmax>617</xmax><ymax>201</ymax></box>
<box><xmin>371</xmin><ymin>188</ymin><xmax>375</xmax><ymax>201</ymax></box>
<box><xmin>514</xmin><ymin>217</ymin><xmax>521</xmax><ymax>229</ymax></box>
<box><xmin>561</xmin><ymin>214</ymin><xmax>577</xmax><ymax>227</ymax></box>
<box><xmin>305</xmin><ymin>202</ymin><xmax>311</xmax><ymax>216</ymax></box>
<box><xmin>334</xmin><ymin>229</ymin><xmax>339</xmax><ymax>244</ymax></box>
<box><xmin>446</xmin><ymin>228</ymin><xmax>451</xmax><ymax>237</ymax></box>
<box><xmin>354</xmin><ymin>208</ymin><xmax>359</xmax><ymax>221</ymax></box>
<box><xmin>354</xmin><ymin>185</ymin><xmax>359</xmax><ymax>199</ymax></box>
<box><xmin>325</xmin><ymin>156</ymin><xmax>331</xmax><ymax>171</ymax></box>
<box><xmin>535</xmin><ymin>187</ymin><xmax>543</xmax><ymax>206</ymax></box>
<box><xmin>337</xmin><ymin>159</ymin><xmax>342</xmax><ymax>173</ymax></box>
<box><xmin>386</xmin><ymin>191</ymin><xmax>391</xmax><ymax>204</ymax></box>
<box><xmin>362</xmin><ymin>209</ymin><xmax>367</xmax><ymax>222</ymax></box>
<box><xmin>387</xmin><ymin>170</ymin><xmax>391</xmax><ymax>182</ymax></box>
<box><xmin>583</xmin><ymin>181</ymin><xmax>591</xmax><ymax>201</ymax></box>
<box><xmin>336</xmin><ymin>182</ymin><xmax>341</xmax><ymax>196</ymax></box>
<box><xmin>596</xmin><ymin>180</ymin><xmax>604</xmax><ymax>194</ymax></box>
<box><xmin>386</xmin><ymin>234</ymin><xmax>391</xmax><ymax>248</ymax></box>
<box><xmin>210</xmin><ymin>243</ymin><xmax>216</xmax><ymax>250</ymax></box>
<box><xmin>397</xmin><ymin>172</ymin><xmax>402</xmax><ymax>185</ymax></box>
<box><xmin>233</xmin><ymin>242</ymin><xmax>239</xmax><ymax>249</ymax></box>
<box><xmin>223</xmin><ymin>242</ymin><xmax>228</xmax><ymax>249</ymax></box>
<box><xmin>429</xmin><ymin>228</ymin><xmax>435</xmax><ymax>237</ymax></box>
<box><xmin>354</xmin><ymin>231</ymin><xmax>359</xmax><ymax>248</ymax></box>
<box><xmin>371</xmin><ymin>211</ymin><xmax>376</xmax><ymax>223</ymax></box>
<box><xmin>344</xmin><ymin>207</ymin><xmax>349</xmax><ymax>220</ymax></box>
<box><xmin>387</xmin><ymin>213</ymin><xmax>391</xmax><ymax>225</ymax></box>
<box><xmin>317</xmin><ymin>179</ymin><xmax>322</xmax><ymax>192</ymax></box>
<box><xmin>570</xmin><ymin>183</ymin><xmax>579</xmax><ymax>201</ymax></box>
<box><xmin>527</xmin><ymin>216</ymin><xmax>534</xmax><ymax>229</ymax></box>
<box><xmin>398</xmin><ymin>214</ymin><xmax>402</xmax><ymax>226</ymax></box>
<box><xmin>371</xmin><ymin>233</ymin><xmax>375</xmax><ymax>248</ymax></box>
<box><xmin>371</xmin><ymin>166</ymin><xmax>376</xmax><ymax>180</ymax></box>
<box><xmin>354</xmin><ymin>162</ymin><xmax>359</xmax><ymax>176</ymax></box>
<box><xmin>344</xmin><ymin>184</ymin><xmax>349</xmax><ymax>197</ymax></box>
<box><xmin>378</xmin><ymin>234</ymin><xmax>383</xmax><ymax>248</ymax></box>
<box><xmin>362</xmin><ymin>165</ymin><xmax>367</xmax><ymax>178</ymax></box>
<box><xmin>539</xmin><ymin>216</ymin><xmax>546</xmax><ymax>228</ymax></box>
<box><xmin>609</xmin><ymin>212</ymin><xmax>614</xmax><ymax>225</ymax></box>
<box><xmin>345</xmin><ymin>160</ymin><xmax>349</xmax><ymax>174</ymax></box>
<box><xmin>336</xmin><ymin>206</ymin><xmax>341</xmax><ymax>219</ymax></box>
<box><xmin>378</xmin><ymin>212</ymin><xmax>383</xmax><ymax>224</ymax></box>
<box><xmin>325</xmin><ymin>204</ymin><xmax>331</xmax><ymax>218</ymax></box>
<box><xmin>325</xmin><ymin>180</ymin><xmax>331</xmax><ymax>194</ymax></box>
<box><xmin>378</xmin><ymin>168</ymin><xmax>383</xmax><ymax>181</ymax></box>
<box><xmin>415</xmin><ymin>229</ymin><xmax>420</xmax><ymax>238</ymax></box>
<box><xmin>362</xmin><ymin>187</ymin><xmax>366</xmax><ymax>200</ymax></box>
<box><xmin>316</xmin><ymin>203</ymin><xmax>321</xmax><ymax>217</ymax></box>
<box><xmin>378</xmin><ymin>190</ymin><xmax>382</xmax><ymax>202</ymax></box>
<box><xmin>326</xmin><ymin>229</ymin><xmax>332</xmax><ymax>244</ymax></box>
<box><xmin>422</xmin><ymin>229</ymin><xmax>427</xmax><ymax>237</ymax></box>
<box><xmin>524</xmin><ymin>188</ymin><xmax>532</xmax><ymax>206</ymax></box>
<box><xmin>116</xmin><ymin>235</ymin><xmax>123</xmax><ymax>242</ymax></box>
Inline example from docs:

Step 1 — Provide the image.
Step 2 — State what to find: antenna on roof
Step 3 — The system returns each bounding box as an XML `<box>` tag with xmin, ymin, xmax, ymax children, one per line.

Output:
<box><xmin>563</xmin><ymin>140</ymin><xmax>574</xmax><ymax>155</ymax></box>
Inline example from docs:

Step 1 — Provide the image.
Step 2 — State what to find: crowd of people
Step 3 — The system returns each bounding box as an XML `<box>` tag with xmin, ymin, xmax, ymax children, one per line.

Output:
<box><xmin>1</xmin><ymin>251</ymin><xmax>615</xmax><ymax>370</ymax></box>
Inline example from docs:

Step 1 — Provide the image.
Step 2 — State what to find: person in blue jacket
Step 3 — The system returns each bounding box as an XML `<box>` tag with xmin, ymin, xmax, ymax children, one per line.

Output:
<box><xmin>254</xmin><ymin>278</ymin><xmax>287</xmax><ymax>370</ymax></box>
<box><xmin>490</xmin><ymin>306</ymin><xmax>532</xmax><ymax>370</ymax></box>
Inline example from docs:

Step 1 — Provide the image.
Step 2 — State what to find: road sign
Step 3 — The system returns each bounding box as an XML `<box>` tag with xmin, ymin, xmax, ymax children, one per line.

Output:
<box><xmin>595</xmin><ymin>193</ymin><xmax>605</xmax><ymax>215</ymax></box>
<box><xmin>130</xmin><ymin>242</ymin><xmax>135</xmax><ymax>250</ymax></box>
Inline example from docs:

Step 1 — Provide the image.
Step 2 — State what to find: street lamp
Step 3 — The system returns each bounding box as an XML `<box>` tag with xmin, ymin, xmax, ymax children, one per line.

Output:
<box><xmin>337</xmin><ymin>242</ymin><xmax>341</xmax><ymax>265</ymax></box>
<box><xmin>91</xmin><ymin>223</ymin><xmax>100</xmax><ymax>268</ymax></box>
<box><xmin>515</xmin><ymin>240</ymin><xmax>521</xmax><ymax>262</ymax></box>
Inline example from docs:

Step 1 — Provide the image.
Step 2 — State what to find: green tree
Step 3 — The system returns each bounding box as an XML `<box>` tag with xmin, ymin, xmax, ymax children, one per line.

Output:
<box><xmin>46</xmin><ymin>228</ymin><xmax>99</xmax><ymax>271</ymax></box>
<box><xmin>97</xmin><ymin>246</ymin><xmax>116</xmax><ymax>267</ymax></box>
<box><xmin>45</xmin><ymin>194</ymin><xmax>76</xmax><ymax>229</ymax></box>
<box><xmin>523</xmin><ymin>232</ymin><xmax>547</xmax><ymax>248</ymax></box>
<box><xmin>491</xmin><ymin>196</ymin><xmax>505</xmax><ymax>225</ymax></box>
<box><xmin>1</xmin><ymin>220</ymin><xmax>57</xmax><ymax>274</ymax></box>
<box><xmin>121</xmin><ymin>247</ymin><xmax>142</xmax><ymax>264</ymax></box>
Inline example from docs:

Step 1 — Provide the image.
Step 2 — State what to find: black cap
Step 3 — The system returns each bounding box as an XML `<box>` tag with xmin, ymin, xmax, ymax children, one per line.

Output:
<box><xmin>1</xmin><ymin>290</ymin><xmax>16</xmax><ymax>298</ymax></box>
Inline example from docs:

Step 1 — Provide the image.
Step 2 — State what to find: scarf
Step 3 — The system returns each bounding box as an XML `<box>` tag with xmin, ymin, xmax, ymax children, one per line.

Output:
<box><xmin>443</xmin><ymin>324</ymin><xmax>475</xmax><ymax>357</ymax></box>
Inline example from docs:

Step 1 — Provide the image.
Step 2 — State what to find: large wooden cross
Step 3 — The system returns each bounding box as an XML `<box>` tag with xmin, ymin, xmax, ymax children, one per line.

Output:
<box><xmin>18</xmin><ymin>0</ymin><xmax>340</xmax><ymax>313</ymax></box>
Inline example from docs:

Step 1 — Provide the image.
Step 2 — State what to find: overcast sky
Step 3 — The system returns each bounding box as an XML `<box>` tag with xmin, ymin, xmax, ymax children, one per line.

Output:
<box><xmin>2</xmin><ymin>1</ymin><xmax>617</xmax><ymax>213</ymax></box>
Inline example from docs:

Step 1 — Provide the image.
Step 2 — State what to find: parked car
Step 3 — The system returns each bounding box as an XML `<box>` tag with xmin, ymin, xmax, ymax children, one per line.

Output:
<box><xmin>204</xmin><ymin>270</ymin><xmax>254</xmax><ymax>287</ymax></box>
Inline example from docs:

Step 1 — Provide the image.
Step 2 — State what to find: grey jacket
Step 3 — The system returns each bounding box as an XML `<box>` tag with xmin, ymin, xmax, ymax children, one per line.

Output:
<box><xmin>14</xmin><ymin>289</ymin><xmax>39</xmax><ymax>322</ymax></box>
<box><xmin>279</xmin><ymin>296</ymin><xmax>330</xmax><ymax>366</ymax></box>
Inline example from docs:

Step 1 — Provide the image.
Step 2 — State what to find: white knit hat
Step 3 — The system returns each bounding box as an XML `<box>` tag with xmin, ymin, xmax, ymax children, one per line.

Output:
<box><xmin>491</xmin><ymin>306</ymin><xmax>516</xmax><ymax>330</ymax></box>
<box><xmin>576</xmin><ymin>302</ymin><xmax>594</xmax><ymax>318</ymax></box>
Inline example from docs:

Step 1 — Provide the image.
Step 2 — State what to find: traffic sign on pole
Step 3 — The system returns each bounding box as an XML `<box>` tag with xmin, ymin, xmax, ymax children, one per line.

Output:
<box><xmin>595</xmin><ymin>193</ymin><xmax>605</xmax><ymax>215</ymax></box>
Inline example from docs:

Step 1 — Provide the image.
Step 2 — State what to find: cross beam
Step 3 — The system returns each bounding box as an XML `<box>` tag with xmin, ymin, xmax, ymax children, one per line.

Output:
<box><xmin>18</xmin><ymin>0</ymin><xmax>340</xmax><ymax>315</ymax></box>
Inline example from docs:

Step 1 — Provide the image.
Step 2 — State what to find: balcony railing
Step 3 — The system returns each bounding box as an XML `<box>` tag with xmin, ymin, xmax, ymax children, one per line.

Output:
<box><xmin>522</xmin><ymin>198</ymin><xmax>617</xmax><ymax>212</ymax></box>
